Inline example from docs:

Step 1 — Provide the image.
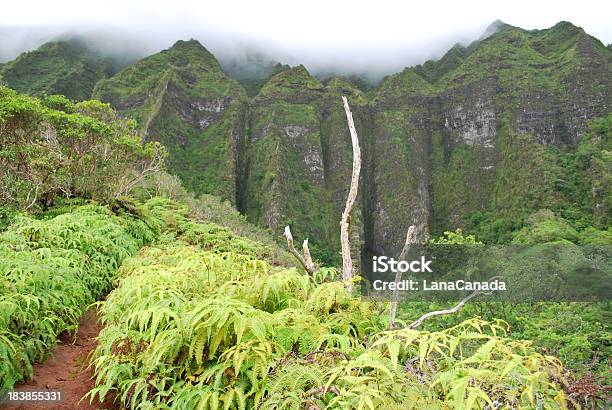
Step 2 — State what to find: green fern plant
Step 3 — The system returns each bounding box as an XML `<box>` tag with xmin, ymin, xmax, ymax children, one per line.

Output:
<box><xmin>88</xmin><ymin>200</ymin><xmax>574</xmax><ymax>409</ymax></box>
<box><xmin>0</xmin><ymin>203</ymin><xmax>160</xmax><ymax>390</ymax></box>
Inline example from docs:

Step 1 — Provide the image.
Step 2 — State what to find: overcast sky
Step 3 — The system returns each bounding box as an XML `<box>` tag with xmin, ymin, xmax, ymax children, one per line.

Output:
<box><xmin>1</xmin><ymin>0</ymin><xmax>610</xmax><ymax>79</ymax></box>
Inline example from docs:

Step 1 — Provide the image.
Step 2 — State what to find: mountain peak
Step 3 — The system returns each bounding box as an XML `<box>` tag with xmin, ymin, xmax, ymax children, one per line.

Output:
<box><xmin>160</xmin><ymin>39</ymin><xmax>221</xmax><ymax>70</ymax></box>
<box><xmin>269</xmin><ymin>64</ymin><xmax>317</xmax><ymax>84</ymax></box>
<box><xmin>256</xmin><ymin>64</ymin><xmax>324</xmax><ymax>99</ymax></box>
<box><xmin>480</xmin><ymin>19</ymin><xmax>514</xmax><ymax>39</ymax></box>
<box><xmin>548</xmin><ymin>20</ymin><xmax>584</xmax><ymax>36</ymax></box>
<box><xmin>0</xmin><ymin>39</ymin><xmax>110</xmax><ymax>100</ymax></box>
<box><xmin>170</xmin><ymin>39</ymin><xmax>207</xmax><ymax>51</ymax></box>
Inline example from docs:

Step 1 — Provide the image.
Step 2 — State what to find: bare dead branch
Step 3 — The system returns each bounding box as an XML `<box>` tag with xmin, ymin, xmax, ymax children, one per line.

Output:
<box><xmin>284</xmin><ymin>225</ymin><xmax>314</xmax><ymax>276</ymax></box>
<box><xmin>302</xmin><ymin>238</ymin><xmax>315</xmax><ymax>274</ymax></box>
<box><xmin>341</xmin><ymin>96</ymin><xmax>362</xmax><ymax>291</ymax></box>
<box><xmin>389</xmin><ymin>225</ymin><xmax>417</xmax><ymax>329</ymax></box>
<box><xmin>114</xmin><ymin>148</ymin><xmax>166</xmax><ymax>197</ymax></box>
<box><xmin>24</xmin><ymin>184</ymin><xmax>40</xmax><ymax>211</ymax></box>
<box><xmin>407</xmin><ymin>276</ymin><xmax>503</xmax><ymax>329</ymax></box>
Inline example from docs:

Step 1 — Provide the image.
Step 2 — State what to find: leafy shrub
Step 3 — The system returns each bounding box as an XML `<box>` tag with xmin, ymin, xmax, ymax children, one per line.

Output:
<box><xmin>0</xmin><ymin>203</ymin><xmax>159</xmax><ymax>389</ymax></box>
<box><xmin>0</xmin><ymin>86</ymin><xmax>166</xmax><ymax>211</ymax></box>
<box><xmin>399</xmin><ymin>301</ymin><xmax>612</xmax><ymax>386</ymax></box>
<box><xmin>90</xmin><ymin>205</ymin><xmax>574</xmax><ymax>409</ymax></box>
<box><xmin>512</xmin><ymin>209</ymin><xmax>579</xmax><ymax>244</ymax></box>
<box><xmin>429</xmin><ymin>228</ymin><xmax>482</xmax><ymax>244</ymax></box>
<box><xmin>142</xmin><ymin>197</ymin><xmax>285</xmax><ymax>263</ymax></box>
<box><xmin>131</xmin><ymin>178</ymin><xmax>296</xmax><ymax>266</ymax></box>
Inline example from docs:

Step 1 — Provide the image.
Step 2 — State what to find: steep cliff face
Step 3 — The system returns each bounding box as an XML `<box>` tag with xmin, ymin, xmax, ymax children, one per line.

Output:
<box><xmin>242</xmin><ymin>69</ymin><xmax>366</xmax><ymax>264</ymax></box>
<box><xmin>2</xmin><ymin>21</ymin><xmax>609</xmax><ymax>259</ymax></box>
<box><xmin>365</xmin><ymin>21</ymin><xmax>611</xmax><ymax>252</ymax></box>
<box><xmin>93</xmin><ymin>40</ymin><xmax>248</xmax><ymax>203</ymax></box>
<box><xmin>317</xmin><ymin>78</ymin><xmax>368</xmax><ymax>266</ymax></box>
<box><xmin>243</xmin><ymin>66</ymin><xmax>329</xmax><ymax>243</ymax></box>
<box><xmin>0</xmin><ymin>40</ymin><xmax>113</xmax><ymax>100</ymax></box>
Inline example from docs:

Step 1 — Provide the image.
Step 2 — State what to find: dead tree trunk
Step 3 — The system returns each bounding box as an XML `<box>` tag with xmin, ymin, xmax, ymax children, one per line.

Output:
<box><xmin>389</xmin><ymin>225</ymin><xmax>417</xmax><ymax>329</ymax></box>
<box><xmin>341</xmin><ymin>96</ymin><xmax>361</xmax><ymax>291</ymax></box>
<box><xmin>408</xmin><ymin>276</ymin><xmax>503</xmax><ymax>329</ymax></box>
<box><xmin>284</xmin><ymin>226</ymin><xmax>315</xmax><ymax>276</ymax></box>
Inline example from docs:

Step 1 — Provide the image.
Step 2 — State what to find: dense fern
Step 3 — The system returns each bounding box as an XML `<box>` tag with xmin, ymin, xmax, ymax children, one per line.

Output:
<box><xmin>89</xmin><ymin>199</ymin><xmax>574</xmax><ymax>409</ymax></box>
<box><xmin>0</xmin><ymin>203</ymin><xmax>160</xmax><ymax>390</ymax></box>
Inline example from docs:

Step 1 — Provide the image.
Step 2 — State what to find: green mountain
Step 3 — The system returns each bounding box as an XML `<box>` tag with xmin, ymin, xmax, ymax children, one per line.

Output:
<box><xmin>93</xmin><ymin>39</ymin><xmax>248</xmax><ymax>202</ymax></box>
<box><xmin>242</xmin><ymin>68</ymin><xmax>367</xmax><ymax>263</ymax></box>
<box><xmin>366</xmin><ymin>20</ymin><xmax>611</xmax><ymax>252</ymax></box>
<box><xmin>1</xmin><ymin>21</ymin><xmax>610</xmax><ymax>261</ymax></box>
<box><xmin>0</xmin><ymin>40</ymin><xmax>113</xmax><ymax>100</ymax></box>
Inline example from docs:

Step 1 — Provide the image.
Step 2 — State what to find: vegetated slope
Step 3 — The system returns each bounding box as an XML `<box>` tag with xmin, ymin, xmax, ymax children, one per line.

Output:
<box><xmin>2</xmin><ymin>20</ymin><xmax>610</xmax><ymax>259</ymax></box>
<box><xmin>399</xmin><ymin>297</ymin><xmax>612</xmax><ymax>386</ymax></box>
<box><xmin>0</xmin><ymin>40</ymin><xmax>113</xmax><ymax>101</ymax></box>
<box><xmin>96</xmin><ymin>20</ymin><xmax>611</xmax><ymax>260</ymax></box>
<box><xmin>93</xmin><ymin>39</ymin><xmax>249</xmax><ymax>203</ymax></box>
<box><xmin>0</xmin><ymin>86</ymin><xmax>168</xmax><ymax>391</ymax></box>
<box><xmin>366</xmin><ymin>20</ymin><xmax>611</xmax><ymax>253</ymax></box>
<box><xmin>89</xmin><ymin>198</ymin><xmax>574</xmax><ymax>409</ymax></box>
<box><xmin>92</xmin><ymin>41</ymin><xmax>367</xmax><ymax>264</ymax></box>
<box><xmin>0</xmin><ymin>86</ymin><xmax>164</xmax><ymax>215</ymax></box>
<box><xmin>0</xmin><ymin>202</ymin><xmax>160</xmax><ymax>390</ymax></box>
<box><xmin>243</xmin><ymin>68</ymin><xmax>367</xmax><ymax>265</ymax></box>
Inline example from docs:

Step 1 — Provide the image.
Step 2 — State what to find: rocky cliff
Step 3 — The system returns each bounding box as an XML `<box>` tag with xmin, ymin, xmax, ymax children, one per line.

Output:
<box><xmin>2</xmin><ymin>21</ymin><xmax>610</xmax><ymax>262</ymax></box>
<box><xmin>363</xmin><ymin>20</ymin><xmax>611</xmax><ymax>254</ymax></box>
<box><xmin>93</xmin><ymin>39</ymin><xmax>248</xmax><ymax>202</ymax></box>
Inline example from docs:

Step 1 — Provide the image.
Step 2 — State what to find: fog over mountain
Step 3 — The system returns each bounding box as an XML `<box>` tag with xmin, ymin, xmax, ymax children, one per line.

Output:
<box><xmin>1</xmin><ymin>1</ymin><xmax>610</xmax><ymax>82</ymax></box>
<box><xmin>0</xmin><ymin>24</ymin><xmax>485</xmax><ymax>83</ymax></box>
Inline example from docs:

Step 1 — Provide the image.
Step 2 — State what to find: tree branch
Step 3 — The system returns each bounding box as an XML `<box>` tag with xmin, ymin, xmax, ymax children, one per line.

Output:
<box><xmin>341</xmin><ymin>96</ymin><xmax>362</xmax><ymax>291</ymax></box>
<box><xmin>284</xmin><ymin>226</ymin><xmax>314</xmax><ymax>276</ymax></box>
<box><xmin>302</xmin><ymin>238</ymin><xmax>315</xmax><ymax>274</ymax></box>
<box><xmin>389</xmin><ymin>225</ymin><xmax>417</xmax><ymax>329</ymax></box>
<box><xmin>407</xmin><ymin>276</ymin><xmax>503</xmax><ymax>329</ymax></box>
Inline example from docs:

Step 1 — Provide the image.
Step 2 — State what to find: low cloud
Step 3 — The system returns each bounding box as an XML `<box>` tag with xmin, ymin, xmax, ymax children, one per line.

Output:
<box><xmin>0</xmin><ymin>22</ymin><xmax>487</xmax><ymax>83</ymax></box>
<box><xmin>1</xmin><ymin>1</ymin><xmax>610</xmax><ymax>82</ymax></box>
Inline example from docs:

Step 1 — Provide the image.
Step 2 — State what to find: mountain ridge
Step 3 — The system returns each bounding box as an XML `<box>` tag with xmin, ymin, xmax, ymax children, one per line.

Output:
<box><xmin>1</xmin><ymin>20</ymin><xmax>609</xmax><ymax>262</ymax></box>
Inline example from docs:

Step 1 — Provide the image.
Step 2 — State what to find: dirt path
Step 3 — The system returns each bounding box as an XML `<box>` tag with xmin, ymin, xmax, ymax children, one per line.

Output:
<box><xmin>3</xmin><ymin>310</ymin><xmax>117</xmax><ymax>410</ymax></box>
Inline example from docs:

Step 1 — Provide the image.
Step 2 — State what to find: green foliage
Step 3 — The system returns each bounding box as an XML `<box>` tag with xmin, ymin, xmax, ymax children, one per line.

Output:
<box><xmin>399</xmin><ymin>302</ymin><xmax>612</xmax><ymax>385</ymax></box>
<box><xmin>0</xmin><ymin>206</ymin><xmax>17</xmax><ymax>231</ymax></box>
<box><xmin>245</xmin><ymin>71</ymin><xmax>342</xmax><ymax>264</ymax></box>
<box><xmin>466</xmin><ymin>211</ymin><xmax>523</xmax><ymax>244</ymax></box>
<box><xmin>0</xmin><ymin>86</ymin><xmax>166</xmax><ymax>211</ymax></box>
<box><xmin>1</xmin><ymin>27</ymin><xmax>608</xmax><ymax>406</ymax></box>
<box><xmin>0</xmin><ymin>203</ymin><xmax>160</xmax><ymax>389</ymax></box>
<box><xmin>512</xmin><ymin>209</ymin><xmax>578</xmax><ymax>244</ymax></box>
<box><xmin>0</xmin><ymin>40</ymin><xmax>113</xmax><ymax>100</ymax></box>
<box><xmin>577</xmin><ymin>226</ymin><xmax>612</xmax><ymax>244</ymax></box>
<box><xmin>2</xmin><ymin>23</ymin><xmax>609</xmax><ymax>260</ymax></box>
<box><xmin>90</xmin><ymin>204</ymin><xmax>573</xmax><ymax>409</ymax></box>
<box><xmin>429</xmin><ymin>229</ymin><xmax>482</xmax><ymax>244</ymax></box>
<box><xmin>467</xmin><ymin>114</ymin><xmax>611</xmax><ymax>244</ymax></box>
<box><xmin>92</xmin><ymin>39</ymin><xmax>247</xmax><ymax>201</ymax></box>
<box><xmin>492</xmin><ymin>132</ymin><xmax>563</xmax><ymax>217</ymax></box>
<box><xmin>129</xmin><ymin>172</ymin><xmax>296</xmax><ymax>266</ymax></box>
<box><xmin>186</xmin><ymin>194</ymin><xmax>295</xmax><ymax>265</ymax></box>
<box><xmin>257</xmin><ymin>65</ymin><xmax>325</xmax><ymax>99</ymax></box>
<box><xmin>558</xmin><ymin>113</ymin><xmax>612</xmax><ymax>229</ymax></box>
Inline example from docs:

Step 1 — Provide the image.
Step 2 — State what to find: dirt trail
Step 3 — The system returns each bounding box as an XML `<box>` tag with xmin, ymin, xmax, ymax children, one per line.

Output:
<box><xmin>4</xmin><ymin>310</ymin><xmax>117</xmax><ymax>410</ymax></box>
